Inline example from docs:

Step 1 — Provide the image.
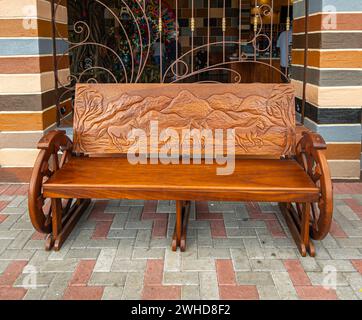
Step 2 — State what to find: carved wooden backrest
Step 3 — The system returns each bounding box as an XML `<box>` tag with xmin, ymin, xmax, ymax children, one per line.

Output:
<box><xmin>73</xmin><ymin>83</ymin><xmax>296</xmax><ymax>158</ymax></box>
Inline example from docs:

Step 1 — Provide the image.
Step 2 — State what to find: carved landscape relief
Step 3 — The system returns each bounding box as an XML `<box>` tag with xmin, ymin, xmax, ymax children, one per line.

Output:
<box><xmin>73</xmin><ymin>84</ymin><xmax>296</xmax><ymax>157</ymax></box>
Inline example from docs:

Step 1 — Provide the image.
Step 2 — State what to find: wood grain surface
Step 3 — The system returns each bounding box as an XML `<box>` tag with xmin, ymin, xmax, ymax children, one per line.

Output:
<box><xmin>73</xmin><ymin>84</ymin><xmax>296</xmax><ymax>157</ymax></box>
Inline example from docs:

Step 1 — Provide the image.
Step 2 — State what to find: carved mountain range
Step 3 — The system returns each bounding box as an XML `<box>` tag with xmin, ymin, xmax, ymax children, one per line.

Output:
<box><xmin>73</xmin><ymin>84</ymin><xmax>296</xmax><ymax>156</ymax></box>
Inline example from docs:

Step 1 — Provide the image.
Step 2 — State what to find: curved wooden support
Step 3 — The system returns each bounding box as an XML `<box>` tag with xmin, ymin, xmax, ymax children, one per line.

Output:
<box><xmin>279</xmin><ymin>203</ymin><xmax>315</xmax><ymax>257</ymax></box>
<box><xmin>28</xmin><ymin>130</ymin><xmax>72</xmax><ymax>234</ymax></box>
<box><xmin>172</xmin><ymin>200</ymin><xmax>191</xmax><ymax>252</ymax></box>
<box><xmin>296</xmin><ymin>131</ymin><xmax>333</xmax><ymax>240</ymax></box>
<box><xmin>28</xmin><ymin>130</ymin><xmax>91</xmax><ymax>250</ymax></box>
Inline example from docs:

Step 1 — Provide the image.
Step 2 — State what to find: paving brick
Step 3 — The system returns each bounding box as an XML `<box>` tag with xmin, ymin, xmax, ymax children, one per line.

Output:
<box><xmin>327</xmin><ymin>248</ymin><xmax>362</xmax><ymax>260</ymax></box>
<box><xmin>111</xmin><ymin>260</ymin><xmax>147</xmax><ymax>273</ymax></box>
<box><xmin>0</xmin><ymin>260</ymin><xmax>9</xmax><ymax>273</ymax></box>
<box><xmin>23</xmin><ymin>288</ymin><xmax>46</xmax><ymax>300</ymax></box>
<box><xmin>142</xmin><ymin>285</ymin><xmax>181</xmax><ymax>300</ymax></box>
<box><xmin>144</xmin><ymin>259</ymin><xmax>163</xmax><ymax>286</ymax></box>
<box><xmin>257</xmin><ymin>285</ymin><xmax>280</xmax><ymax>300</ymax></box>
<box><xmin>243</xmin><ymin>238</ymin><xmax>264</xmax><ymax>259</ymax></box>
<box><xmin>8</xmin><ymin>196</ymin><xmax>26</xmax><ymax>208</ymax></box>
<box><xmin>0</xmin><ymin>214</ymin><xmax>8</xmax><ymax>224</ymax></box>
<box><xmin>0</xmin><ymin>287</ymin><xmax>27</xmax><ymax>300</ymax></box>
<box><xmin>219</xmin><ymin>285</ymin><xmax>259</xmax><ymax>300</ymax></box>
<box><xmin>336</xmin><ymin>286</ymin><xmax>359</xmax><ymax>300</ymax></box>
<box><xmin>317</xmin><ymin>259</ymin><xmax>357</xmax><ymax>272</ymax></box>
<box><xmin>39</xmin><ymin>259</ymin><xmax>79</xmax><ymax>273</ymax></box>
<box><xmin>89</xmin><ymin>272</ymin><xmax>126</xmax><ymax>287</ymax></box>
<box><xmin>69</xmin><ymin>260</ymin><xmax>96</xmax><ymax>286</ymax></box>
<box><xmin>271</xmin><ymin>272</ymin><xmax>298</xmax><ymax>300</ymax></box>
<box><xmin>0</xmin><ymin>230</ymin><xmax>21</xmax><ymax>240</ymax></box>
<box><xmin>295</xmin><ymin>286</ymin><xmax>338</xmax><ymax>300</ymax></box>
<box><xmin>351</xmin><ymin>260</ymin><xmax>362</xmax><ymax>274</ymax></box>
<box><xmin>251</xmin><ymin>259</ymin><xmax>286</xmax><ymax>272</ymax></box>
<box><xmin>150</xmin><ymin>237</ymin><xmax>171</xmax><ymax>248</ymax></box>
<box><xmin>216</xmin><ymin>259</ymin><xmax>235</xmax><ymax>285</ymax></box>
<box><xmin>336</xmin><ymin>237</ymin><xmax>362</xmax><ymax>248</ymax></box>
<box><xmin>115</xmin><ymin>239</ymin><xmax>134</xmax><ymax>260</ymax></box>
<box><xmin>110</xmin><ymin>213</ymin><xmax>128</xmax><ymax>229</ymax></box>
<box><xmin>199</xmin><ymin>272</ymin><xmax>219</xmax><ymax>300</ymax></box>
<box><xmin>198</xmin><ymin>247</ymin><xmax>231</xmax><ymax>259</ymax></box>
<box><xmin>0</xmin><ymin>260</ymin><xmax>27</xmax><ymax>286</ymax></box>
<box><xmin>1</xmin><ymin>207</ymin><xmax>27</xmax><ymax>215</ymax></box>
<box><xmin>14</xmin><ymin>272</ymin><xmax>55</xmax><ymax>289</ymax></box>
<box><xmin>42</xmin><ymin>273</ymin><xmax>73</xmax><ymax>300</ymax></box>
<box><xmin>308</xmin><ymin>271</ymin><xmax>348</xmax><ymax>287</ymax></box>
<box><xmin>236</xmin><ymin>271</ymin><xmax>274</xmax><ymax>286</ymax></box>
<box><xmin>265</xmin><ymin>220</ymin><xmax>287</xmax><ymax>238</ymax></box>
<box><xmin>132</xmin><ymin>248</ymin><xmax>165</xmax><ymax>260</ymax></box>
<box><xmin>128</xmin><ymin>206</ymin><xmax>143</xmax><ymax>221</ymax></box>
<box><xmin>298</xmin><ymin>252</ymin><xmax>322</xmax><ymax>271</ymax></box>
<box><xmin>94</xmin><ymin>249</ymin><xmax>117</xmax><ymax>272</ymax></box>
<box><xmin>321</xmin><ymin>234</ymin><xmax>340</xmax><ymax>249</ymax></box>
<box><xmin>125</xmin><ymin>220</ymin><xmax>153</xmax><ymax>229</ymax></box>
<box><xmin>107</xmin><ymin>229</ymin><xmax>137</xmax><ymax>239</ymax></box>
<box><xmin>182</xmin><ymin>285</ymin><xmax>200</xmax><ymax>299</ymax></box>
<box><xmin>86</xmin><ymin>239</ymin><xmax>119</xmax><ymax>249</ymax></box>
<box><xmin>262</xmin><ymin>248</ymin><xmax>298</xmax><ymax>260</ymax></box>
<box><xmin>135</xmin><ymin>230</ymin><xmax>152</xmax><ymax>248</ymax></box>
<box><xmin>336</xmin><ymin>205</ymin><xmax>360</xmax><ymax>221</ymax></box>
<box><xmin>65</xmin><ymin>248</ymin><xmax>100</xmax><ymax>260</ymax></box>
<box><xmin>63</xmin><ymin>286</ymin><xmax>104</xmax><ymax>300</ymax></box>
<box><xmin>164</xmin><ymin>248</ymin><xmax>181</xmax><ymax>272</ymax></box>
<box><xmin>213</xmin><ymin>238</ymin><xmax>243</xmax><ymax>248</ymax></box>
<box><xmin>284</xmin><ymin>260</ymin><xmax>311</xmax><ymax>286</ymax></box>
<box><xmin>102</xmin><ymin>286</ymin><xmax>124</xmax><ymax>300</ymax></box>
<box><xmin>92</xmin><ymin>221</ymin><xmax>112</xmax><ymax>240</ymax></box>
<box><xmin>182</xmin><ymin>258</ymin><xmax>215</xmax><ymax>272</ymax></box>
<box><xmin>225</xmin><ymin>228</ymin><xmax>256</xmax><ymax>238</ymax></box>
<box><xmin>48</xmin><ymin>241</ymin><xmax>73</xmax><ymax>261</ymax></box>
<box><xmin>163</xmin><ymin>271</ymin><xmax>199</xmax><ymax>285</ymax></box>
<box><xmin>152</xmin><ymin>219</ymin><xmax>168</xmax><ymax>238</ymax></box>
<box><xmin>122</xmin><ymin>272</ymin><xmax>144</xmax><ymax>300</ymax></box>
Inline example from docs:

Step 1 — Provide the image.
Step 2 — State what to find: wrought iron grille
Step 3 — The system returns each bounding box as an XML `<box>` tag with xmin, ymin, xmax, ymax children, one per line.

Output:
<box><xmin>51</xmin><ymin>0</ymin><xmax>306</xmax><ymax>123</ymax></box>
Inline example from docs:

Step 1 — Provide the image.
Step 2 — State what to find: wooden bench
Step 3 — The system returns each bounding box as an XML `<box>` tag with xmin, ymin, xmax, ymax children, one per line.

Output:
<box><xmin>28</xmin><ymin>83</ymin><xmax>333</xmax><ymax>257</ymax></box>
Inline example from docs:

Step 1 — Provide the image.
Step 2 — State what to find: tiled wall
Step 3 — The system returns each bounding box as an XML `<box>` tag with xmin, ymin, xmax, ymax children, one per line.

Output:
<box><xmin>0</xmin><ymin>0</ymin><xmax>70</xmax><ymax>182</ymax></box>
<box><xmin>292</xmin><ymin>0</ymin><xmax>362</xmax><ymax>179</ymax></box>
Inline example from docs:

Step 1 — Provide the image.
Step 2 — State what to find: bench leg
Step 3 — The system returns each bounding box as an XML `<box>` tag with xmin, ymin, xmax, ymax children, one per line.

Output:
<box><xmin>279</xmin><ymin>202</ymin><xmax>315</xmax><ymax>257</ymax></box>
<box><xmin>47</xmin><ymin>198</ymin><xmax>91</xmax><ymax>251</ymax></box>
<box><xmin>172</xmin><ymin>200</ymin><xmax>191</xmax><ymax>252</ymax></box>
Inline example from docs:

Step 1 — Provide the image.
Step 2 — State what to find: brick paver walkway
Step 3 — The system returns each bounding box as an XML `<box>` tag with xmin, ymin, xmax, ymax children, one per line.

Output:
<box><xmin>0</xmin><ymin>183</ymin><xmax>361</xmax><ymax>300</ymax></box>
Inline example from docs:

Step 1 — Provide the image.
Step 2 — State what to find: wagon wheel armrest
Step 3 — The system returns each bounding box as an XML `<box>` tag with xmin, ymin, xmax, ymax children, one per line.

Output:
<box><xmin>297</xmin><ymin>131</ymin><xmax>333</xmax><ymax>240</ymax></box>
<box><xmin>28</xmin><ymin>130</ymin><xmax>73</xmax><ymax>234</ymax></box>
<box><xmin>300</xmin><ymin>131</ymin><xmax>327</xmax><ymax>151</ymax></box>
<box><xmin>37</xmin><ymin>130</ymin><xmax>72</xmax><ymax>151</ymax></box>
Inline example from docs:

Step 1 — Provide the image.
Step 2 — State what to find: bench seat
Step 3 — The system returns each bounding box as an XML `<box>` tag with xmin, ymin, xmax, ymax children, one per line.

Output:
<box><xmin>43</xmin><ymin>157</ymin><xmax>319</xmax><ymax>203</ymax></box>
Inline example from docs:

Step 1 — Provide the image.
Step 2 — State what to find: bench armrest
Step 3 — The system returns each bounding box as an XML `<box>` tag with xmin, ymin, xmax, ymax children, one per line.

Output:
<box><xmin>300</xmin><ymin>131</ymin><xmax>327</xmax><ymax>150</ymax></box>
<box><xmin>29</xmin><ymin>130</ymin><xmax>73</xmax><ymax>234</ymax></box>
<box><xmin>37</xmin><ymin>130</ymin><xmax>71</xmax><ymax>151</ymax></box>
<box><xmin>296</xmin><ymin>131</ymin><xmax>333</xmax><ymax>240</ymax></box>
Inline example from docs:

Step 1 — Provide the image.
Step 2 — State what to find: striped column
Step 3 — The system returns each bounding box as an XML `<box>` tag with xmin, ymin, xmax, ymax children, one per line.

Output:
<box><xmin>0</xmin><ymin>0</ymin><xmax>70</xmax><ymax>182</ymax></box>
<box><xmin>292</xmin><ymin>0</ymin><xmax>362</xmax><ymax>180</ymax></box>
